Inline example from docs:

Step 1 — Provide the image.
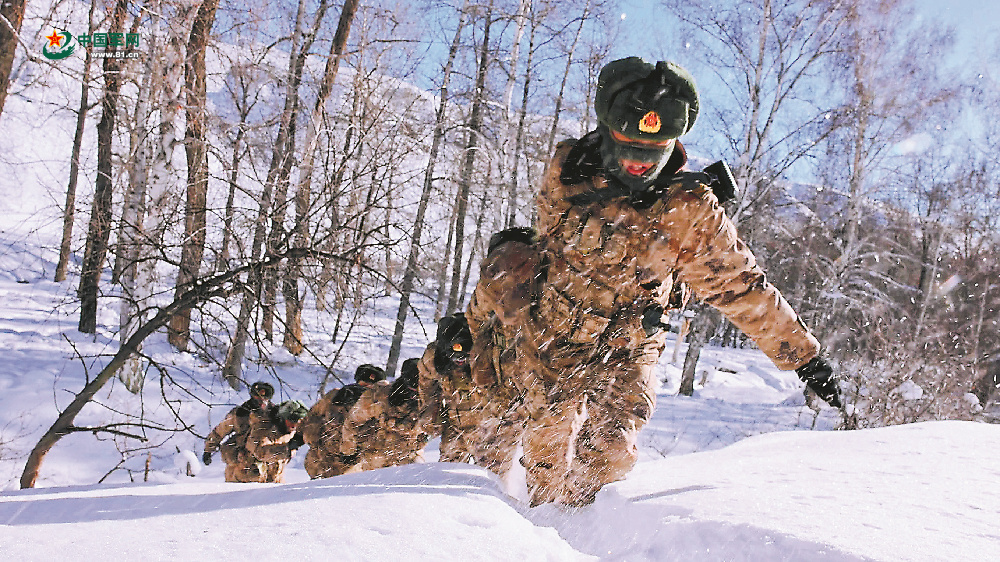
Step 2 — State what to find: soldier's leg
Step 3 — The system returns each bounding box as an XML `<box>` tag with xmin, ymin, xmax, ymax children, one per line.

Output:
<box><xmin>473</xmin><ymin>404</ymin><xmax>525</xmax><ymax>478</ymax></box>
<box><xmin>566</xmin><ymin>353</ymin><xmax>659</xmax><ymax>505</ymax></box>
<box><xmin>520</xmin><ymin>397</ymin><xmax>587</xmax><ymax>507</ymax></box>
<box><xmin>439</xmin><ymin>422</ymin><xmax>473</xmax><ymax>463</ymax></box>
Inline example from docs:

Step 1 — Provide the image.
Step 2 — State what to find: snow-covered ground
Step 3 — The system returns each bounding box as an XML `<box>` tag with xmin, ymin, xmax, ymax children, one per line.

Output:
<box><xmin>2</xmin><ymin>218</ymin><xmax>999</xmax><ymax>561</ymax></box>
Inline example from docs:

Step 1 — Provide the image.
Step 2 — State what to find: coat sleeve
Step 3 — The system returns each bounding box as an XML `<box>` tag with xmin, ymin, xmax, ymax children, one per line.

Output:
<box><xmin>300</xmin><ymin>394</ymin><xmax>331</xmax><ymax>447</ymax></box>
<box><xmin>417</xmin><ymin>346</ymin><xmax>443</xmax><ymax>435</ymax></box>
<box><xmin>203</xmin><ymin>410</ymin><xmax>237</xmax><ymax>453</ymax></box>
<box><xmin>246</xmin><ymin>416</ymin><xmax>293</xmax><ymax>463</ymax></box>
<box><xmin>662</xmin><ymin>187</ymin><xmax>820</xmax><ymax>370</ymax></box>
<box><xmin>339</xmin><ymin>392</ymin><xmax>377</xmax><ymax>455</ymax></box>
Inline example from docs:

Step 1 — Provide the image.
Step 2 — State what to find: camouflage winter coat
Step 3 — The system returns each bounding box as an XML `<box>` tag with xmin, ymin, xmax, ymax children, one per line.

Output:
<box><xmin>300</xmin><ymin>385</ymin><xmax>364</xmax><ymax>479</ymax></box>
<box><xmin>340</xmin><ymin>382</ymin><xmax>428</xmax><ymax>471</ymax></box>
<box><xmin>230</xmin><ymin>407</ymin><xmax>298</xmax><ymax>483</ymax></box>
<box><xmin>417</xmin><ymin>344</ymin><xmax>492</xmax><ymax>434</ymax></box>
<box><xmin>204</xmin><ymin>400</ymin><xmax>265</xmax><ymax>466</ymax></box>
<box><xmin>469</xmin><ymin>134</ymin><xmax>819</xmax><ymax>391</ymax></box>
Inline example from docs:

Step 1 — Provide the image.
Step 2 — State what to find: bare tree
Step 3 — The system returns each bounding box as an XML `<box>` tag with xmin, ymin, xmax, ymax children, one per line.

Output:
<box><xmin>386</xmin><ymin>1</ymin><xmax>469</xmax><ymax>376</ymax></box>
<box><xmin>167</xmin><ymin>0</ymin><xmax>220</xmax><ymax>350</ymax></box>
<box><xmin>0</xmin><ymin>0</ymin><xmax>25</xmax><ymax>117</ymax></box>
<box><xmin>78</xmin><ymin>0</ymin><xmax>129</xmax><ymax>334</ymax></box>
<box><xmin>282</xmin><ymin>0</ymin><xmax>360</xmax><ymax>355</ymax></box>
<box><xmin>446</xmin><ymin>0</ymin><xmax>494</xmax><ymax>315</ymax></box>
<box><xmin>55</xmin><ymin>1</ymin><xmax>98</xmax><ymax>283</ymax></box>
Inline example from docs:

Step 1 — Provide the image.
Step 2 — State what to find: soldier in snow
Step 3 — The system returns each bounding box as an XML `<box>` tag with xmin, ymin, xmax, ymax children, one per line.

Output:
<box><xmin>339</xmin><ymin>364</ymin><xmax>428</xmax><ymax>472</ymax></box>
<box><xmin>300</xmin><ymin>364</ymin><xmax>386</xmax><ymax>479</ymax></box>
<box><xmin>466</xmin><ymin>57</ymin><xmax>842</xmax><ymax>507</ymax></box>
<box><xmin>418</xmin><ymin>313</ymin><xmax>523</xmax><ymax>470</ymax></box>
<box><xmin>230</xmin><ymin>400</ymin><xmax>308</xmax><ymax>483</ymax></box>
<box><xmin>202</xmin><ymin>381</ymin><xmax>274</xmax><ymax>472</ymax></box>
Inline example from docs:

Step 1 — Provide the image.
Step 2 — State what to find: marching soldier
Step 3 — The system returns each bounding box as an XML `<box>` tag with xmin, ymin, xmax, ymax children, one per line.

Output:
<box><xmin>301</xmin><ymin>364</ymin><xmax>386</xmax><ymax>478</ymax></box>
<box><xmin>340</xmin><ymin>364</ymin><xmax>428</xmax><ymax>471</ymax></box>
<box><xmin>228</xmin><ymin>400</ymin><xmax>308</xmax><ymax>483</ymax></box>
<box><xmin>203</xmin><ymin>381</ymin><xmax>274</xmax><ymax>474</ymax></box>
<box><xmin>467</xmin><ymin>57</ymin><xmax>841</xmax><ymax>506</ymax></box>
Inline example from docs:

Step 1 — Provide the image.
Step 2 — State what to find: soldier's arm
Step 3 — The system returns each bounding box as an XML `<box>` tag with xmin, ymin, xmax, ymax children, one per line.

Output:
<box><xmin>665</xmin><ymin>188</ymin><xmax>819</xmax><ymax>370</ymax></box>
<box><xmin>203</xmin><ymin>410</ymin><xmax>237</xmax><ymax>453</ymax></box>
<box><xmin>339</xmin><ymin>394</ymin><xmax>375</xmax><ymax>455</ymax></box>
<box><xmin>299</xmin><ymin>396</ymin><xmax>331</xmax><ymax>447</ymax></box>
<box><xmin>417</xmin><ymin>347</ymin><xmax>443</xmax><ymax>435</ymax></box>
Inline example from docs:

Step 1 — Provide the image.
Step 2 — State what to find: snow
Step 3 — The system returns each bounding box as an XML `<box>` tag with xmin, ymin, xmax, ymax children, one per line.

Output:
<box><xmin>1</xmin><ymin>246</ymin><xmax>998</xmax><ymax>560</ymax></box>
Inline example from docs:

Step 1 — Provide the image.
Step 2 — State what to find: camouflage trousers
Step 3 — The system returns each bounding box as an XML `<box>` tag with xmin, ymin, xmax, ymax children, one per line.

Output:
<box><xmin>481</xmin><ymin>341</ymin><xmax>662</xmax><ymax>506</ymax></box>
<box><xmin>468</xmin><ymin>238</ymin><xmax>666</xmax><ymax>506</ymax></box>
<box><xmin>304</xmin><ymin>446</ymin><xmax>354</xmax><ymax>479</ymax></box>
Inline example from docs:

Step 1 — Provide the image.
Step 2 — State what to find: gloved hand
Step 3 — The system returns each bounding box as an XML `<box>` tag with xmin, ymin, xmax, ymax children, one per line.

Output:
<box><xmin>202</xmin><ymin>451</ymin><xmax>212</xmax><ymax>466</ymax></box>
<box><xmin>287</xmin><ymin>432</ymin><xmax>305</xmax><ymax>451</ymax></box>
<box><xmin>796</xmin><ymin>355</ymin><xmax>842</xmax><ymax>408</ymax></box>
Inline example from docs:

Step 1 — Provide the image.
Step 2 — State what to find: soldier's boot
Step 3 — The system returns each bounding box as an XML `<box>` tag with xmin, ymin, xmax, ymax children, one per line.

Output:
<box><xmin>521</xmin><ymin>399</ymin><xmax>587</xmax><ymax>507</ymax></box>
<box><xmin>565</xmin><ymin>417</ymin><xmax>640</xmax><ymax>506</ymax></box>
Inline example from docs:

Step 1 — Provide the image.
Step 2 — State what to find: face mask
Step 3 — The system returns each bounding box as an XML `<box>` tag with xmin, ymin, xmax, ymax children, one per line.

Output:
<box><xmin>598</xmin><ymin>124</ymin><xmax>674</xmax><ymax>191</ymax></box>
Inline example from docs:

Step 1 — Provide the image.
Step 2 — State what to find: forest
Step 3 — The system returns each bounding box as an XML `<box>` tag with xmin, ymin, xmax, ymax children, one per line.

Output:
<box><xmin>1</xmin><ymin>0</ymin><xmax>998</xmax><ymax>488</ymax></box>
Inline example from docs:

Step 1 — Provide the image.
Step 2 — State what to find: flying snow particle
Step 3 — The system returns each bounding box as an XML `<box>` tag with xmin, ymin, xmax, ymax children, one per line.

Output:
<box><xmin>621</xmin><ymin>13</ymin><xmax>627</xmax><ymax>20</ymax></box>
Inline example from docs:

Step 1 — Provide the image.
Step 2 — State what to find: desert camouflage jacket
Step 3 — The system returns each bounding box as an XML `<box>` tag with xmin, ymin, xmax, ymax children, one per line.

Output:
<box><xmin>473</xmin><ymin>133</ymin><xmax>819</xmax><ymax>372</ymax></box>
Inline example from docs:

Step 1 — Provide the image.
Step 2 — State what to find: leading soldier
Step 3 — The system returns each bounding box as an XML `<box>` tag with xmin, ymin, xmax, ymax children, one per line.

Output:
<box><xmin>228</xmin><ymin>400</ymin><xmax>308</xmax><ymax>483</ymax></box>
<box><xmin>467</xmin><ymin>57</ymin><xmax>842</xmax><ymax>507</ymax></box>
<box><xmin>202</xmin><ymin>381</ymin><xmax>274</xmax><ymax>473</ymax></box>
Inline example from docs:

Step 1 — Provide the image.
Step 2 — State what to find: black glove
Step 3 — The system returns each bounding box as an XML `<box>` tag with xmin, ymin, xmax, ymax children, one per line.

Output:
<box><xmin>202</xmin><ymin>451</ymin><xmax>212</xmax><ymax>466</ymax></box>
<box><xmin>796</xmin><ymin>355</ymin><xmax>842</xmax><ymax>408</ymax></box>
<box><xmin>287</xmin><ymin>432</ymin><xmax>305</xmax><ymax>451</ymax></box>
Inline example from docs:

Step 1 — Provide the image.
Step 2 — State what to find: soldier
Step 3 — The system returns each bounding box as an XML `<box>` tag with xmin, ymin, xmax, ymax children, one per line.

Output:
<box><xmin>301</xmin><ymin>364</ymin><xmax>386</xmax><ymax>479</ymax></box>
<box><xmin>418</xmin><ymin>313</ymin><xmax>523</xmax><ymax>471</ymax></box>
<box><xmin>340</xmin><ymin>364</ymin><xmax>428</xmax><ymax>472</ymax></box>
<box><xmin>226</xmin><ymin>400</ymin><xmax>308</xmax><ymax>483</ymax></box>
<box><xmin>467</xmin><ymin>57</ymin><xmax>842</xmax><ymax>507</ymax></box>
<box><xmin>202</xmin><ymin>381</ymin><xmax>274</xmax><ymax>471</ymax></box>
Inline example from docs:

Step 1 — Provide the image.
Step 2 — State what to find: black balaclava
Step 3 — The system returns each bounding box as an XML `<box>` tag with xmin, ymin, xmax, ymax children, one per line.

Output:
<box><xmin>594</xmin><ymin>57</ymin><xmax>699</xmax><ymax>192</ymax></box>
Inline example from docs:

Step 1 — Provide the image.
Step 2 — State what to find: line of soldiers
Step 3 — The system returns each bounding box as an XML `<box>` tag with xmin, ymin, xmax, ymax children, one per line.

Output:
<box><xmin>203</xmin><ymin>316</ymin><xmax>478</xmax><ymax>483</ymax></box>
<box><xmin>204</xmin><ymin>56</ymin><xmax>843</xmax><ymax>506</ymax></box>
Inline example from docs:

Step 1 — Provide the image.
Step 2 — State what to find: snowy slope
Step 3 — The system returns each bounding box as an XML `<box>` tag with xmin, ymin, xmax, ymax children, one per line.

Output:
<box><xmin>3</xmin><ymin>421</ymin><xmax>999</xmax><ymax>561</ymax></box>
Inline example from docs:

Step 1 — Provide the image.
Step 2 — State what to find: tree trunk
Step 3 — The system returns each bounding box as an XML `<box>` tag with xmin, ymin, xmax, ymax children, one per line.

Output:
<box><xmin>167</xmin><ymin>0</ymin><xmax>219</xmax><ymax>350</ymax></box>
<box><xmin>385</xmin><ymin>1</ymin><xmax>468</xmax><ymax>376</ymax></box>
<box><xmin>446</xmin><ymin>0</ymin><xmax>493</xmax><ymax>315</ymax></box>
<box><xmin>261</xmin><ymin>0</ymin><xmax>331</xmax><ymax>341</ymax></box>
<box><xmin>679</xmin><ymin>305</ymin><xmax>716</xmax><ymax>396</ymax></box>
<box><xmin>54</xmin><ymin>2</ymin><xmax>97</xmax><ymax>283</ymax></box>
<box><xmin>117</xmin><ymin>14</ymin><xmax>159</xmax><ymax>393</ymax></box>
<box><xmin>544</xmin><ymin>0</ymin><xmax>590</xmax><ymax>158</ymax></box>
<box><xmin>0</xmin><ymin>0</ymin><xmax>26</xmax><ymax>117</ymax></box>
<box><xmin>507</xmin><ymin>5</ymin><xmax>536</xmax><ymax>228</ymax></box>
<box><xmin>78</xmin><ymin>0</ymin><xmax>129</xmax><ymax>335</ymax></box>
<box><xmin>283</xmin><ymin>0</ymin><xmax>359</xmax><ymax>355</ymax></box>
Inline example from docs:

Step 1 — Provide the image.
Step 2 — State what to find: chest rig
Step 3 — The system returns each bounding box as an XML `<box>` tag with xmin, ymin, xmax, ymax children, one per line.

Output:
<box><xmin>535</xmin><ymin>185</ymin><xmax>684</xmax><ymax>352</ymax></box>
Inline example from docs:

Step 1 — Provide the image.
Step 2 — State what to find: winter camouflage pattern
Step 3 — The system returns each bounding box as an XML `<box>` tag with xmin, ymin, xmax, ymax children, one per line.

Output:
<box><xmin>467</xmin><ymin>137</ymin><xmax>820</xmax><ymax>506</ymax></box>
<box><xmin>417</xmin><ymin>341</ymin><xmax>522</xmax><ymax>467</ymax></box>
<box><xmin>225</xmin><ymin>407</ymin><xmax>299</xmax><ymax>483</ymax></box>
<box><xmin>339</xmin><ymin>381</ymin><xmax>428</xmax><ymax>472</ymax></box>
<box><xmin>300</xmin><ymin>388</ymin><xmax>358</xmax><ymax>479</ymax></box>
<box><xmin>204</xmin><ymin>400</ymin><xmax>265</xmax><ymax>467</ymax></box>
